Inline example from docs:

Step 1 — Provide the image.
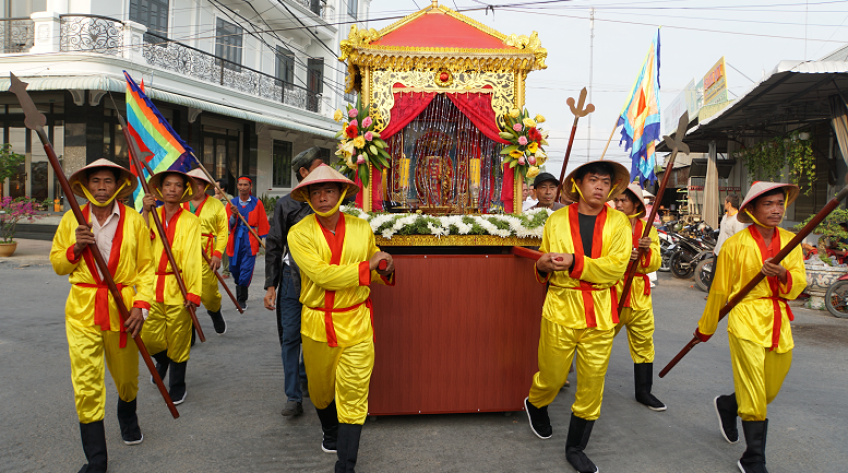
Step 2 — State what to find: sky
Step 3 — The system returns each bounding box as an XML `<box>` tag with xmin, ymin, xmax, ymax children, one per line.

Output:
<box><xmin>362</xmin><ymin>0</ymin><xmax>848</xmax><ymax>180</ymax></box>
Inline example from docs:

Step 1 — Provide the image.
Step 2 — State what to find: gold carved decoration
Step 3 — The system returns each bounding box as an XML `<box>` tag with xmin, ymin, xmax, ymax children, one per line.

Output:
<box><xmin>340</xmin><ymin>25</ymin><xmax>381</xmax><ymax>63</ymax></box>
<box><xmin>371</xmin><ymin>70</ymin><xmax>515</xmax><ymax>132</ymax></box>
<box><xmin>503</xmin><ymin>31</ymin><xmax>548</xmax><ymax>70</ymax></box>
<box><xmin>434</xmin><ymin>68</ymin><xmax>453</xmax><ymax>87</ymax></box>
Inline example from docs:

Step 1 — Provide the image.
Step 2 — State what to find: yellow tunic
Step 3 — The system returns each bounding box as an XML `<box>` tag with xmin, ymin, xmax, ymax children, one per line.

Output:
<box><xmin>535</xmin><ymin>204</ymin><xmax>632</xmax><ymax>331</ymax></box>
<box><xmin>51</xmin><ymin>203</ymin><xmax>156</xmax><ymax>330</ymax></box>
<box><xmin>288</xmin><ymin>213</ymin><xmax>394</xmax><ymax>347</ymax></box>
<box><xmin>50</xmin><ymin>203</ymin><xmax>155</xmax><ymax>423</ymax></box>
<box><xmin>698</xmin><ymin>226</ymin><xmax>806</xmax><ymax>353</ymax></box>
<box><xmin>184</xmin><ymin>195</ymin><xmax>228</xmax><ymax>312</ymax></box>
<box><xmin>149</xmin><ymin>207</ymin><xmax>203</xmax><ymax>306</ymax></box>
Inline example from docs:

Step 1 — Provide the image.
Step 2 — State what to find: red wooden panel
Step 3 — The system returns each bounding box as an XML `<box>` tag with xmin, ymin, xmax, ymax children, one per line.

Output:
<box><xmin>368</xmin><ymin>254</ymin><xmax>546</xmax><ymax>415</ymax></box>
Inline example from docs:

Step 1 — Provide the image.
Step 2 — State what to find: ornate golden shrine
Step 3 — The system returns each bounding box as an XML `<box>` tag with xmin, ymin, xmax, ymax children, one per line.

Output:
<box><xmin>339</xmin><ymin>2</ymin><xmax>547</xmax><ymax>213</ymax></box>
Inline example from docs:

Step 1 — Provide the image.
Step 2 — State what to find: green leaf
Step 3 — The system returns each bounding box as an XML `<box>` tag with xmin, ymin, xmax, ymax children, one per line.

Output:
<box><xmin>499</xmin><ymin>132</ymin><xmax>515</xmax><ymax>140</ymax></box>
<box><xmin>500</xmin><ymin>144</ymin><xmax>519</xmax><ymax>155</ymax></box>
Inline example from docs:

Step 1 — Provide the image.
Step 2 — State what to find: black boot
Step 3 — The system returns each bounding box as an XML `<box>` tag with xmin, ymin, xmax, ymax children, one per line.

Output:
<box><xmin>116</xmin><ymin>398</ymin><xmax>143</xmax><ymax>445</ymax></box>
<box><xmin>78</xmin><ymin>420</ymin><xmax>107</xmax><ymax>473</ymax></box>
<box><xmin>634</xmin><ymin>363</ymin><xmax>667</xmax><ymax>411</ymax></box>
<box><xmin>208</xmin><ymin>309</ymin><xmax>227</xmax><ymax>334</ymax></box>
<box><xmin>565</xmin><ymin>414</ymin><xmax>598</xmax><ymax>473</ymax></box>
<box><xmin>150</xmin><ymin>351</ymin><xmax>170</xmax><ymax>385</ymax></box>
<box><xmin>236</xmin><ymin>285</ymin><xmax>248</xmax><ymax>310</ymax></box>
<box><xmin>316</xmin><ymin>401</ymin><xmax>339</xmax><ymax>453</ymax></box>
<box><xmin>335</xmin><ymin>423</ymin><xmax>363</xmax><ymax>473</ymax></box>
<box><xmin>169</xmin><ymin>360</ymin><xmax>188</xmax><ymax>405</ymax></box>
<box><xmin>524</xmin><ymin>397</ymin><xmax>552</xmax><ymax>439</ymax></box>
<box><xmin>738</xmin><ymin>420</ymin><xmax>769</xmax><ymax>473</ymax></box>
<box><xmin>714</xmin><ymin>393</ymin><xmax>740</xmax><ymax>443</ymax></box>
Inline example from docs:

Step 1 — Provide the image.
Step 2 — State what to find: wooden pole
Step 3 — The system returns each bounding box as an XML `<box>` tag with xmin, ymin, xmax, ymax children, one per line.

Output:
<box><xmin>201</xmin><ymin>250</ymin><xmax>243</xmax><ymax>314</ymax></box>
<box><xmin>8</xmin><ymin>74</ymin><xmax>180</xmax><ymax>418</ymax></box>
<box><xmin>618</xmin><ymin>112</ymin><xmax>690</xmax><ymax>309</ymax></box>
<box><xmin>555</xmin><ymin>88</ymin><xmax>595</xmax><ymax>202</ymax></box>
<box><xmin>118</xmin><ymin>114</ymin><xmax>207</xmax><ymax>344</ymax></box>
<box><xmin>598</xmin><ymin>116</ymin><xmax>621</xmax><ymax>161</ymax></box>
<box><xmin>660</xmin><ymin>184</ymin><xmax>848</xmax><ymax>378</ymax></box>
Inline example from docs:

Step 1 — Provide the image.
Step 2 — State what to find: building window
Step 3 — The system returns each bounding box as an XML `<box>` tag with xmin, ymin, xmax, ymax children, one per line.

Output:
<box><xmin>275</xmin><ymin>46</ymin><xmax>295</xmax><ymax>85</ymax></box>
<box><xmin>309</xmin><ymin>0</ymin><xmax>325</xmax><ymax>17</ymax></box>
<box><xmin>215</xmin><ymin>18</ymin><xmax>243</xmax><ymax>71</ymax></box>
<box><xmin>129</xmin><ymin>0</ymin><xmax>169</xmax><ymax>40</ymax></box>
<box><xmin>347</xmin><ymin>0</ymin><xmax>358</xmax><ymax>18</ymax></box>
<box><xmin>6</xmin><ymin>0</ymin><xmax>47</xmax><ymax>17</ymax></box>
<box><xmin>272</xmin><ymin>141</ymin><xmax>293</xmax><ymax>188</ymax></box>
<box><xmin>307</xmin><ymin>58</ymin><xmax>324</xmax><ymax>95</ymax></box>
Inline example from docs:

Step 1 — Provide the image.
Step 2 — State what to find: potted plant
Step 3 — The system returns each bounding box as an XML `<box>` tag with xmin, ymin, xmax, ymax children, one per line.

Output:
<box><xmin>0</xmin><ymin>196</ymin><xmax>45</xmax><ymax>256</ymax></box>
<box><xmin>794</xmin><ymin>208</ymin><xmax>848</xmax><ymax>310</ymax></box>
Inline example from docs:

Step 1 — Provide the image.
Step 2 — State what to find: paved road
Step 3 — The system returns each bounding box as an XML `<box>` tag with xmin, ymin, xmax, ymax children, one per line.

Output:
<box><xmin>2</xmin><ymin>261</ymin><xmax>846</xmax><ymax>472</ymax></box>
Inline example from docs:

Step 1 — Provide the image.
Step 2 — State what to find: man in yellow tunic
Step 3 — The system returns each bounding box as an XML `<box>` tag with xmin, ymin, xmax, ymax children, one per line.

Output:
<box><xmin>612</xmin><ymin>182</ymin><xmax>666</xmax><ymax>411</ymax></box>
<box><xmin>524</xmin><ymin>160</ymin><xmax>631</xmax><ymax>473</ymax></box>
<box><xmin>141</xmin><ymin>170</ymin><xmax>202</xmax><ymax>406</ymax></box>
<box><xmin>184</xmin><ymin>168</ymin><xmax>228</xmax><ymax>335</ymax></box>
<box><xmin>287</xmin><ymin>165</ymin><xmax>395</xmax><ymax>473</ymax></box>
<box><xmin>50</xmin><ymin>159</ymin><xmax>154</xmax><ymax>473</ymax></box>
<box><xmin>696</xmin><ymin>182</ymin><xmax>805</xmax><ymax>473</ymax></box>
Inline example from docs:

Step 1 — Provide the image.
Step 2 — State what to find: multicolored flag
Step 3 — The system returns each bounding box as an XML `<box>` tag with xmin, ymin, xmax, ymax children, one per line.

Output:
<box><xmin>124</xmin><ymin>70</ymin><xmax>195</xmax><ymax>210</ymax></box>
<box><xmin>617</xmin><ymin>29</ymin><xmax>661</xmax><ymax>185</ymax></box>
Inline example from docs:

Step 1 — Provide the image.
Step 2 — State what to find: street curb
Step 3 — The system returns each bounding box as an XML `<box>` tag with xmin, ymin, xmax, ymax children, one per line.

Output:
<box><xmin>0</xmin><ymin>258</ymin><xmax>52</xmax><ymax>269</ymax></box>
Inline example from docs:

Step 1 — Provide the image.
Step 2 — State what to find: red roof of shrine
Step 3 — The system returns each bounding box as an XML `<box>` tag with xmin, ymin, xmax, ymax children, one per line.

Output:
<box><xmin>371</xmin><ymin>9</ymin><xmax>514</xmax><ymax>50</ymax></box>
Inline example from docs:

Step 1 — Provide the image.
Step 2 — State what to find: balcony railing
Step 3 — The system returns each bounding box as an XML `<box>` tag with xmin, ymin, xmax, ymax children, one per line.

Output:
<box><xmin>0</xmin><ymin>17</ymin><xmax>34</xmax><ymax>54</ymax></box>
<box><xmin>56</xmin><ymin>14</ymin><xmax>322</xmax><ymax>114</ymax></box>
<box><xmin>60</xmin><ymin>14</ymin><xmax>123</xmax><ymax>56</ymax></box>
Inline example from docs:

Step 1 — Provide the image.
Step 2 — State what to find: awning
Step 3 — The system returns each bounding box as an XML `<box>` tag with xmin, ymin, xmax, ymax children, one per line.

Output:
<box><xmin>658</xmin><ymin>60</ymin><xmax>848</xmax><ymax>153</ymax></box>
<box><xmin>0</xmin><ymin>75</ymin><xmax>337</xmax><ymax>139</ymax></box>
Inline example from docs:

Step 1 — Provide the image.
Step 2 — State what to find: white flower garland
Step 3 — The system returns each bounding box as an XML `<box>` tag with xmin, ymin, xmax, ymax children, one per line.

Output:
<box><xmin>342</xmin><ymin>205</ymin><xmax>552</xmax><ymax>239</ymax></box>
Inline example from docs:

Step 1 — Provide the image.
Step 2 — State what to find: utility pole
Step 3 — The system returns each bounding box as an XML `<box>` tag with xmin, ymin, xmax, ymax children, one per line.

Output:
<box><xmin>588</xmin><ymin>7</ymin><xmax>595</xmax><ymax>158</ymax></box>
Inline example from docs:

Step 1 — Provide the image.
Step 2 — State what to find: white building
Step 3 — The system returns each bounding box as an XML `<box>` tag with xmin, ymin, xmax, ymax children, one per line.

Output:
<box><xmin>0</xmin><ymin>0</ymin><xmax>370</xmax><ymax>203</ymax></box>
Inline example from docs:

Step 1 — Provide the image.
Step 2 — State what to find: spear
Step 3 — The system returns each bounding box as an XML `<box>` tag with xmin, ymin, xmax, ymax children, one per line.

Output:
<box><xmin>660</xmin><ymin>183</ymin><xmax>848</xmax><ymax>378</ymax></box>
<box><xmin>8</xmin><ymin>73</ymin><xmax>179</xmax><ymax>418</ymax></box>
<box><xmin>115</xmin><ymin>108</ymin><xmax>207</xmax><ymax>343</ymax></box>
<box><xmin>556</xmin><ymin>88</ymin><xmax>595</xmax><ymax>202</ymax></box>
<box><xmin>618</xmin><ymin>112</ymin><xmax>690</xmax><ymax>309</ymax></box>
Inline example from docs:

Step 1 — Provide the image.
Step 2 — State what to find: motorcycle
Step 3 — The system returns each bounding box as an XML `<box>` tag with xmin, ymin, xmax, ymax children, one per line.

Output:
<box><xmin>694</xmin><ymin>256</ymin><xmax>716</xmax><ymax>292</ymax></box>
<box><xmin>825</xmin><ymin>272</ymin><xmax>848</xmax><ymax>318</ymax></box>
<box><xmin>668</xmin><ymin>227</ymin><xmax>716</xmax><ymax>279</ymax></box>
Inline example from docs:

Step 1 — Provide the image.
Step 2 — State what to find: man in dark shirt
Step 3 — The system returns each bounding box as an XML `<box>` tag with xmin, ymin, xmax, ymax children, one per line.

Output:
<box><xmin>264</xmin><ymin>147</ymin><xmax>325</xmax><ymax>417</ymax></box>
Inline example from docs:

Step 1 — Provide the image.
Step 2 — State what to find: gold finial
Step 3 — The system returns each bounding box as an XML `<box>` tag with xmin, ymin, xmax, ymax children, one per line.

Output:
<box><xmin>431</xmin><ymin>1</ymin><xmax>438</xmax><ymax>8</ymax></box>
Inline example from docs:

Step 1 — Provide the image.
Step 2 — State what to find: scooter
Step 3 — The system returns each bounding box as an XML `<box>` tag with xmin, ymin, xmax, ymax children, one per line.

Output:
<box><xmin>825</xmin><ymin>272</ymin><xmax>848</xmax><ymax>318</ymax></box>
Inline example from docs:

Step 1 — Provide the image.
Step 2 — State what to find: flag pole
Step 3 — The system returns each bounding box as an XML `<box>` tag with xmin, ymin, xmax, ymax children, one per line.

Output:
<box><xmin>598</xmin><ymin>117</ymin><xmax>620</xmax><ymax>161</ymax></box>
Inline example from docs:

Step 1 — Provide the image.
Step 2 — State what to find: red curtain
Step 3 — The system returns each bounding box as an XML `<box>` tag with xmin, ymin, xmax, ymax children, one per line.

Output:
<box><xmin>380</xmin><ymin>90</ymin><xmax>438</xmax><ymax>139</ymax></box>
<box><xmin>446</xmin><ymin>93</ymin><xmax>509</xmax><ymax>146</ymax></box>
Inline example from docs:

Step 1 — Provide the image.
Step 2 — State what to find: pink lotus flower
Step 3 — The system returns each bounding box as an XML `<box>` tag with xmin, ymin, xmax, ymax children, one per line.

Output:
<box><xmin>348</xmin><ymin>108</ymin><xmax>358</xmax><ymax>118</ymax></box>
<box><xmin>362</xmin><ymin>116</ymin><xmax>373</xmax><ymax>128</ymax></box>
<box><xmin>518</xmin><ymin>157</ymin><xmax>526</xmax><ymax>165</ymax></box>
<box><xmin>357</xmin><ymin>154</ymin><xmax>366</xmax><ymax>164</ymax></box>
<box><xmin>528</xmin><ymin>156</ymin><xmax>537</xmax><ymax>165</ymax></box>
<box><xmin>513</xmin><ymin>123</ymin><xmax>523</xmax><ymax>132</ymax></box>
<box><xmin>518</xmin><ymin>136</ymin><xmax>528</xmax><ymax>146</ymax></box>
<box><xmin>364</xmin><ymin>131</ymin><xmax>374</xmax><ymax>141</ymax></box>
<box><xmin>349</xmin><ymin>119</ymin><xmax>358</xmax><ymax>128</ymax></box>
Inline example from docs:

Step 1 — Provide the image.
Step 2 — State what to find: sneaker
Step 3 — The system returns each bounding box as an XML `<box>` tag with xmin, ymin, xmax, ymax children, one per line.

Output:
<box><xmin>714</xmin><ymin>395</ymin><xmax>739</xmax><ymax>444</ymax></box>
<box><xmin>209</xmin><ymin>310</ymin><xmax>227</xmax><ymax>334</ymax></box>
<box><xmin>524</xmin><ymin>397</ymin><xmax>552</xmax><ymax>439</ymax></box>
<box><xmin>321</xmin><ymin>436</ymin><xmax>337</xmax><ymax>453</ymax></box>
<box><xmin>171</xmin><ymin>390</ymin><xmax>187</xmax><ymax>406</ymax></box>
<box><xmin>636</xmin><ymin>391</ymin><xmax>668</xmax><ymax>412</ymax></box>
<box><xmin>123</xmin><ymin>433</ymin><xmax>144</xmax><ymax>446</ymax></box>
<box><xmin>281</xmin><ymin>400</ymin><xmax>303</xmax><ymax>416</ymax></box>
<box><xmin>238</xmin><ymin>301</ymin><xmax>248</xmax><ymax>311</ymax></box>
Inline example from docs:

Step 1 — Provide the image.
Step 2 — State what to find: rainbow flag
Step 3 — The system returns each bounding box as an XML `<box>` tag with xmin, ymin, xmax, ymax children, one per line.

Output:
<box><xmin>617</xmin><ymin>29</ymin><xmax>661</xmax><ymax>185</ymax></box>
<box><xmin>124</xmin><ymin>71</ymin><xmax>194</xmax><ymax>210</ymax></box>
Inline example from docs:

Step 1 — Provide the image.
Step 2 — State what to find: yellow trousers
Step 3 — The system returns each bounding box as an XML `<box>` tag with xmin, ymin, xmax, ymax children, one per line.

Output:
<box><xmin>614</xmin><ymin>307</ymin><xmax>656</xmax><ymax>364</ymax></box>
<box><xmin>302</xmin><ymin>335</ymin><xmax>374</xmax><ymax>425</ymax></box>
<box><xmin>142</xmin><ymin>303</ymin><xmax>192</xmax><ymax>363</ymax></box>
<box><xmin>200</xmin><ymin>264</ymin><xmax>222</xmax><ymax>313</ymax></box>
<box><xmin>729</xmin><ymin>333</ymin><xmax>792</xmax><ymax>421</ymax></box>
<box><xmin>529</xmin><ymin>318</ymin><xmax>614</xmax><ymax>421</ymax></box>
<box><xmin>66</xmin><ymin>322</ymin><xmax>138</xmax><ymax>424</ymax></box>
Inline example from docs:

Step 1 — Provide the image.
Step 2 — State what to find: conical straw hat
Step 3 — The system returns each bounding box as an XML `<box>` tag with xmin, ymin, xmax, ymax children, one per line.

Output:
<box><xmin>623</xmin><ymin>182</ymin><xmax>648</xmax><ymax>219</ymax></box>
<box><xmin>186</xmin><ymin>168</ymin><xmax>214</xmax><ymax>186</ymax></box>
<box><xmin>562</xmin><ymin>160</ymin><xmax>630</xmax><ymax>203</ymax></box>
<box><xmin>291</xmin><ymin>164</ymin><xmax>360</xmax><ymax>202</ymax></box>
<box><xmin>68</xmin><ymin>158</ymin><xmax>137</xmax><ymax>200</ymax></box>
<box><xmin>148</xmin><ymin>170</ymin><xmax>197</xmax><ymax>204</ymax></box>
<box><xmin>737</xmin><ymin>181</ymin><xmax>799</xmax><ymax>224</ymax></box>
